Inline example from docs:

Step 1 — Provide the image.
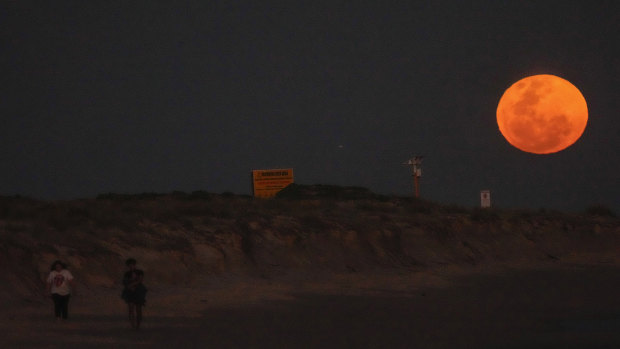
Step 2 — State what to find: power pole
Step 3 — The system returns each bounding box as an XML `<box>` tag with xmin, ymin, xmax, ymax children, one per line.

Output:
<box><xmin>404</xmin><ymin>156</ymin><xmax>423</xmax><ymax>198</ymax></box>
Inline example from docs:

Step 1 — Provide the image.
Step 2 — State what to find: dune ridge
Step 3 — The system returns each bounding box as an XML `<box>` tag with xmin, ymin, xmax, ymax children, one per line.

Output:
<box><xmin>1</xmin><ymin>186</ymin><xmax>618</xmax><ymax>314</ymax></box>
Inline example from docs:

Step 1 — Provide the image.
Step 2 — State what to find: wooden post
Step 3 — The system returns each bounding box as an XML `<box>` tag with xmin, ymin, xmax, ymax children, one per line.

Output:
<box><xmin>404</xmin><ymin>156</ymin><xmax>423</xmax><ymax>198</ymax></box>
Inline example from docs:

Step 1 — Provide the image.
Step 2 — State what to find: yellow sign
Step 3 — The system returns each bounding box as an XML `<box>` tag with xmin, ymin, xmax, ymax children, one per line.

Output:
<box><xmin>252</xmin><ymin>169</ymin><xmax>294</xmax><ymax>198</ymax></box>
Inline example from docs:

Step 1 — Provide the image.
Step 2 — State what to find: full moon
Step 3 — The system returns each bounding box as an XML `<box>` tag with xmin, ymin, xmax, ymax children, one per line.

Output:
<box><xmin>496</xmin><ymin>74</ymin><xmax>588</xmax><ymax>154</ymax></box>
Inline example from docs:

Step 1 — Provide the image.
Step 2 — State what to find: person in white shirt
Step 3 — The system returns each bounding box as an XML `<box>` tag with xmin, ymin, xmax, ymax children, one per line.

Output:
<box><xmin>46</xmin><ymin>260</ymin><xmax>75</xmax><ymax>320</ymax></box>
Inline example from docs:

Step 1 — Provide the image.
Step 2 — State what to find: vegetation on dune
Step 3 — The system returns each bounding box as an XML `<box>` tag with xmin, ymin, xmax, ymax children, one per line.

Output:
<box><xmin>585</xmin><ymin>204</ymin><xmax>617</xmax><ymax>218</ymax></box>
<box><xmin>0</xmin><ymin>186</ymin><xmax>618</xmax><ymax>296</ymax></box>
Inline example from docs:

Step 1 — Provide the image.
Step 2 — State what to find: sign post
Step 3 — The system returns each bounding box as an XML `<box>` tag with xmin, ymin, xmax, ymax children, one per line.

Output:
<box><xmin>404</xmin><ymin>156</ymin><xmax>423</xmax><ymax>198</ymax></box>
<box><xmin>480</xmin><ymin>190</ymin><xmax>491</xmax><ymax>208</ymax></box>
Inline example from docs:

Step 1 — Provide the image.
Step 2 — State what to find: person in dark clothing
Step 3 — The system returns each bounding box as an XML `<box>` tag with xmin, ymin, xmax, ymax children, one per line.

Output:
<box><xmin>122</xmin><ymin>258</ymin><xmax>147</xmax><ymax>329</ymax></box>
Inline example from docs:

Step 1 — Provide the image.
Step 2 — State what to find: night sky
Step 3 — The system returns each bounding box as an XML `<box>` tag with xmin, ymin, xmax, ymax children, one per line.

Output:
<box><xmin>2</xmin><ymin>1</ymin><xmax>619</xmax><ymax>212</ymax></box>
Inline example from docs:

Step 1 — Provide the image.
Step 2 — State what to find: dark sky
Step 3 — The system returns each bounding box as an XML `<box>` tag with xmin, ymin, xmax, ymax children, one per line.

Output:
<box><xmin>1</xmin><ymin>1</ymin><xmax>619</xmax><ymax>212</ymax></box>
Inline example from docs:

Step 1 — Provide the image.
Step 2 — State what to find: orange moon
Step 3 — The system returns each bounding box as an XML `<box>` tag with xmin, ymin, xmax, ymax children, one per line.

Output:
<box><xmin>496</xmin><ymin>74</ymin><xmax>588</xmax><ymax>154</ymax></box>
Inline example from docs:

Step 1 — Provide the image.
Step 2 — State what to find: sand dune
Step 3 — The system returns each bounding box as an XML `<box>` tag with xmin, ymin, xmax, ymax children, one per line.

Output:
<box><xmin>1</xmin><ymin>189</ymin><xmax>619</xmax><ymax>347</ymax></box>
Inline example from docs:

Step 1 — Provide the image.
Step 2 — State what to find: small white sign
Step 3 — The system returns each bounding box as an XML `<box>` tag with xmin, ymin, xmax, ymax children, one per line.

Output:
<box><xmin>480</xmin><ymin>190</ymin><xmax>491</xmax><ymax>208</ymax></box>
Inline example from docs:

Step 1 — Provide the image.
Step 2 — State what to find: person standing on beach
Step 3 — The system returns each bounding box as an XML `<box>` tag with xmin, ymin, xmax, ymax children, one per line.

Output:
<box><xmin>46</xmin><ymin>260</ymin><xmax>75</xmax><ymax>321</ymax></box>
<box><xmin>122</xmin><ymin>258</ymin><xmax>147</xmax><ymax>330</ymax></box>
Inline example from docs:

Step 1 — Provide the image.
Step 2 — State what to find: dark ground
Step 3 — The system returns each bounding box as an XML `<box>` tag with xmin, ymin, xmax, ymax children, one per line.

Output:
<box><xmin>3</xmin><ymin>265</ymin><xmax>620</xmax><ymax>349</ymax></box>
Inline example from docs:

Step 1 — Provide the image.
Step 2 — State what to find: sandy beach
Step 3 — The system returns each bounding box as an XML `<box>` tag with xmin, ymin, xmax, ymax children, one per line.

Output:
<box><xmin>3</xmin><ymin>264</ymin><xmax>619</xmax><ymax>349</ymax></box>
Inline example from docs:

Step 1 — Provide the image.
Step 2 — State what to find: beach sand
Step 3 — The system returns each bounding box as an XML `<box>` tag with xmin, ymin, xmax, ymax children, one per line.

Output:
<box><xmin>2</xmin><ymin>264</ymin><xmax>619</xmax><ymax>348</ymax></box>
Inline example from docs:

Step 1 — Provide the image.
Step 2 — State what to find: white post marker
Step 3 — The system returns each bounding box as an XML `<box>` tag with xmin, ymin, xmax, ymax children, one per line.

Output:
<box><xmin>480</xmin><ymin>190</ymin><xmax>491</xmax><ymax>208</ymax></box>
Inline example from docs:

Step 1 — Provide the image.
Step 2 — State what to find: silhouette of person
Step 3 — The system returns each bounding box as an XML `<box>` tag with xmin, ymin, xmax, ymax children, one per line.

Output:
<box><xmin>121</xmin><ymin>258</ymin><xmax>147</xmax><ymax>329</ymax></box>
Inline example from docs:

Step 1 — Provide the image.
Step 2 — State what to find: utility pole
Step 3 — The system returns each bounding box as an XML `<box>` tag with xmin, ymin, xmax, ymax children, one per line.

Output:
<box><xmin>404</xmin><ymin>156</ymin><xmax>423</xmax><ymax>198</ymax></box>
